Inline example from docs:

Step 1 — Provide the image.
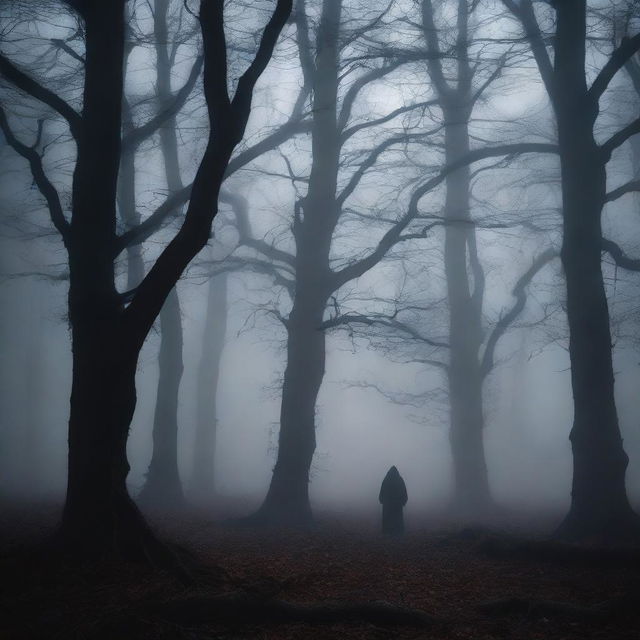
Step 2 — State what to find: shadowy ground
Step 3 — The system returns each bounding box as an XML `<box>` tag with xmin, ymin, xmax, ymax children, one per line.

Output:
<box><xmin>1</xmin><ymin>500</ymin><xmax>639</xmax><ymax>639</ymax></box>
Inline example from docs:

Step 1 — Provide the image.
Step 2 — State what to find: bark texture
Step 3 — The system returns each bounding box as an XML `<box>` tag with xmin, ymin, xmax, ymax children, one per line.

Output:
<box><xmin>60</xmin><ymin>1</ymin><xmax>143</xmax><ymax>557</ymax></box>
<box><xmin>550</xmin><ymin>1</ymin><xmax>638</xmax><ymax>541</ymax></box>
<box><xmin>50</xmin><ymin>0</ymin><xmax>293</xmax><ymax>558</ymax></box>
<box><xmin>253</xmin><ymin>0</ymin><xmax>342</xmax><ymax>526</ymax></box>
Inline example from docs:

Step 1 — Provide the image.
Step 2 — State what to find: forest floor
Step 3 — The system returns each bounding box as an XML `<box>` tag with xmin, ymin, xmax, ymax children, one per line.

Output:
<box><xmin>1</xmin><ymin>501</ymin><xmax>640</xmax><ymax>639</ymax></box>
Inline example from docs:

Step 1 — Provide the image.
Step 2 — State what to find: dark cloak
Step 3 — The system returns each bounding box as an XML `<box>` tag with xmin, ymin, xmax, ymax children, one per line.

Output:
<box><xmin>379</xmin><ymin>466</ymin><xmax>408</xmax><ymax>535</ymax></box>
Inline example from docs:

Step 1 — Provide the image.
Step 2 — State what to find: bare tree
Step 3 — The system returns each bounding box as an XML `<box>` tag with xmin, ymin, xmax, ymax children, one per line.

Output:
<box><xmin>0</xmin><ymin>0</ymin><xmax>292</xmax><ymax>561</ymax></box>
<box><xmin>418</xmin><ymin>0</ymin><xmax>513</xmax><ymax>515</ymax></box>
<box><xmin>221</xmin><ymin>0</ymin><xmax>558</xmax><ymax>526</ymax></box>
<box><xmin>502</xmin><ymin>0</ymin><xmax>640</xmax><ymax>541</ymax></box>
<box><xmin>224</xmin><ymin>0</ymin><xmax>441</xmax><ymax>525</ymax></box>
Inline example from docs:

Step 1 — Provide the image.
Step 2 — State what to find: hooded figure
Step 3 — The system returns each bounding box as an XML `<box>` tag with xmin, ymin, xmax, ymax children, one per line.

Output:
<box><xmin>379</xmin><ymin>466</ymin><xmax>408</xmax><ymax>535</ymax></box>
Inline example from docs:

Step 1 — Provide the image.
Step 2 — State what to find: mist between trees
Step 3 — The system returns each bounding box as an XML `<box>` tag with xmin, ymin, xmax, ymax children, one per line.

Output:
<box><xmin>1</xmin><ymin>0</ymin><xmax>640</xmax><ymax>559</ymax></box>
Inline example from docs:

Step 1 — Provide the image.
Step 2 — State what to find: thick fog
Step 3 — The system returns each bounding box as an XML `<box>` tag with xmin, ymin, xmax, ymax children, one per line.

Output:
<box><xmin>1</xmin><ymin>0</ymin><xmax>640</xmax><ymax>531</ymax></box>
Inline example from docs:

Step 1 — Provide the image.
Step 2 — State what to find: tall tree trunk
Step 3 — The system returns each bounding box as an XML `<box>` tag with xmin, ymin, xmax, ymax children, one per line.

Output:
<box><xmin>553</xmin><ymin>1</ymin><xmax>638</xmax><ymax>541</ymax></box>
<box><xmin>138</xmin><ymin>287</ymin><xmax>185</xmax><ymax>507</ymax></box>
<box><xmin>556</xmin><ymin>139</ymin><xmax>637</xmax><ymax>540</ymax></box>
<box><xmin>59</xmin><ymin>1</ymin><xmax>153</xmax><ymax>556</ymax></box>
<box><xmin>555</xmin><ymin>115</ymin><xmax>636</xmax><ymax>540</ymax></box>
<box><xmin>253</xmin><ymin>0</ymin><xmax>341</xmax><ymax>526</ymax></box>
<box><xmin>56</xmin><ymin>3</ymin><xmax>178</xmax><ymax>566</ymax></box>
<box><xmin>255</xmin><ymin>288</ymin><xmax>328</xmax><ymax>525</ymax></box>
<box><xmin>191</xmin><ymin>270</ymin><xmax>227</xmax><ymax>502</ymax></box>
<box><xmin>421</xmin><ymin>0</ymin><xmax>491</xmax><ymax>516</ymax></box>
<box><xmin>63</xmin><ymin>338</ymin><xmax>144</xmax><ymax>553</ymax></box>
<box><xmin>138</xmin><ymin>0</ymin><xmax>186</xmax><ymax>508</ymax></box>
<box><xmin>442</xmin><ymin>101</ymin><xmax>491</xmax><ymax>515</ymax></box>
<box><xmin>63</xmin><ymin>319</ymin><xmax>178</xmax><ymax>564</ymax></box>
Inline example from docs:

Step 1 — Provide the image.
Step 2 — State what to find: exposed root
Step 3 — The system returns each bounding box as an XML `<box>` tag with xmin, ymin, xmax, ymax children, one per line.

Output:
<box><xmin>555</xmin><ymin>507</ymin><xmax>640</xmax><ymax>546</ymax></box>
<box><xmin>478</xmin><ymin>595</ymin><xmax>640</xmax><ymax>622</ymax></box>
<box><xmin>54</xmin><ymin>497</ymin><xmax>195</xmax><ymax>584</ymax></box>
<box><xmin>146</xmin><ymin>593</ymin><xmax>440</xmax><ymax>628</ymax></box>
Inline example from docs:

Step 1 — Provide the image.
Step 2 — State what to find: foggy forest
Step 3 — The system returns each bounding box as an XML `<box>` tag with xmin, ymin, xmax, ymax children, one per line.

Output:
<box><xmin>1</xmin><ymin>0</ymin><xmax>640</xmax><ymax>638</ymax></box>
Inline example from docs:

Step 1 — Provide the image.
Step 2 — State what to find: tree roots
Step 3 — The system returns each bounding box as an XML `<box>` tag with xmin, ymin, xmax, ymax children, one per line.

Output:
<box><xmin>478</xmin><ymin>595</ymin><xmax>640</xmax><ymax>623</ymax></box>
<box><xmin>145</xmin><ymin>593</ymin><xmax>439</xmax><ymax>628</ymax></box>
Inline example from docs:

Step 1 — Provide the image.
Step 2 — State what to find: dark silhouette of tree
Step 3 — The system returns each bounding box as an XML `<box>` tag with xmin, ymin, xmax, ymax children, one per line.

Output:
<box><xmin>502</xmin><ymin>0</ymin><xmax>640</xmax><ymax>541</ymax></box>
<box><xmin>295</xmin><ymin>0</ymin><xmax>561</xmax><ymax>520</ymax></box>
<box><xmin>224</xmin><ymin>0</ymin><xmax>445</xmax><ymax>526</ymax></box>
<box><xmin>0</xmin><ymin>0</ymin><xmax>292</xmax><ymax>561</ymax></box>
<box><xmin>220</xmin><ymin>0</ymin><xmax>558</xmax><ymax>527</ymax></box>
